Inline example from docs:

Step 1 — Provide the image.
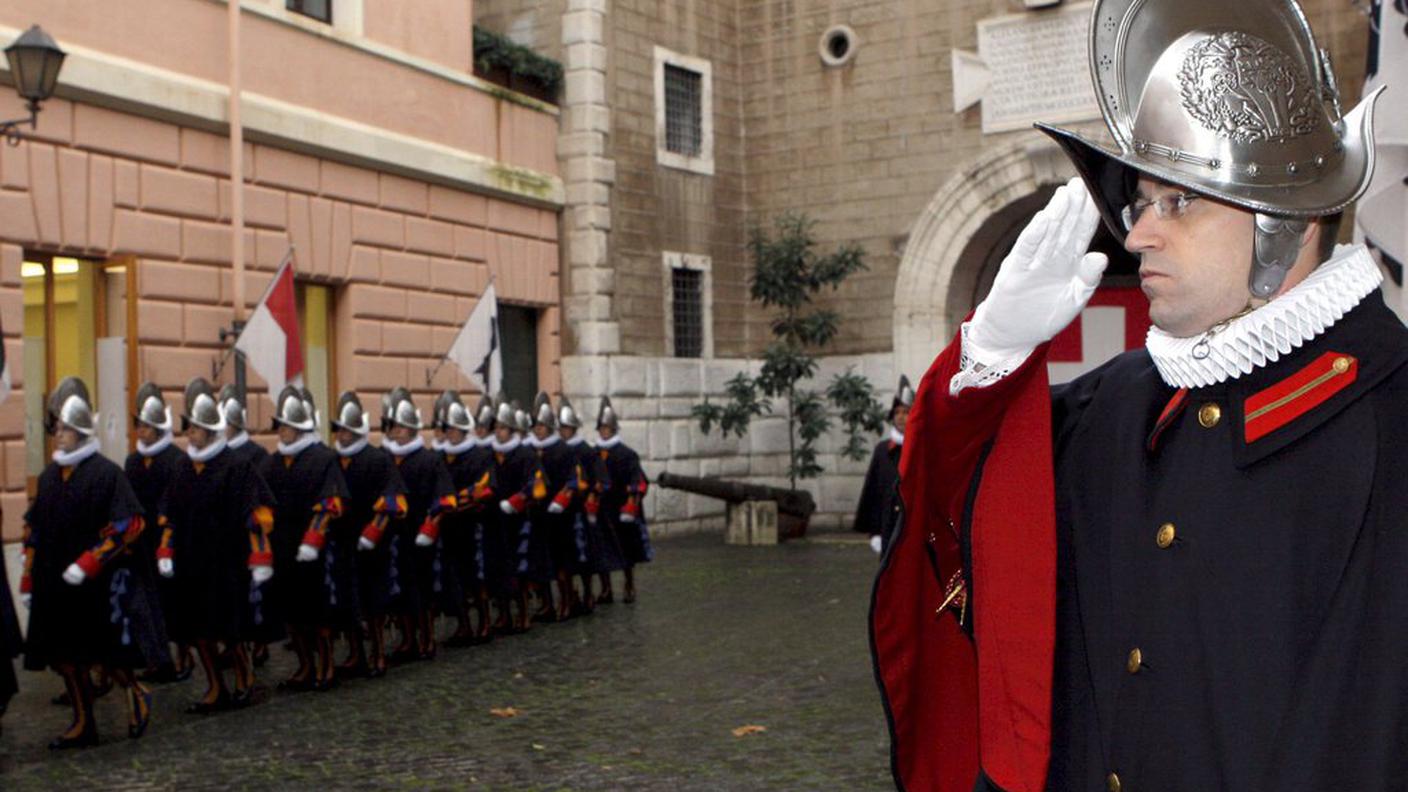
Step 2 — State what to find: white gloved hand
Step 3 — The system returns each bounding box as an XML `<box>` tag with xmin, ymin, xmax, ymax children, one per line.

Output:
<box><xmin>619</xmin><ymin>512</ymin><xmax>635</xmax><ymax>524</ymax></box>
<box><xmin>296</xmin><ymin>543</ymin><xmax>319</xmax><ymax>562</ymax></box>
<box><xmin>414</xmin><ymin>532</ymin><xmax>434</xmax><ymax>547</ymax></box>
<box><xmin>62</xmin><ymin>563</ymin><xmax>86</xmax><ymax>586</ymax></box>
<box><xmin>20</xmin><ymin>593</ymin><xmax>32</xmax><ymax>610</ymax></box>
<box><xmin>547</xmin><ymin>502</ymin><xmax>565</xmax><ymax>514</ymax></box>
<box><xmin>869</xmin><ymin>535</ymin><xmax>883</xmax><ymax>555</ymax></box>
<box><xmin>158</xmin><ymin>558</ymin><xmax>175</xmax><ymax>578</ymax></box>
<box><xmin>499</xmin><ymin>500</ymin><xmax>516</xmax><ymax>515</ymax></box>
<box><xmin>358</xmin><ymin>536</ymin><xmax>376</xmax><ymax>552</ymax></box>
<box><xmin>967</xmin><ymin>177</ymin><xmax>1108</xmax><ymax>360</ymax></box>
<box><xmin>251</xmin><ymin>565</ymin><xmax>274</xmax><ymax>585</ymax></box>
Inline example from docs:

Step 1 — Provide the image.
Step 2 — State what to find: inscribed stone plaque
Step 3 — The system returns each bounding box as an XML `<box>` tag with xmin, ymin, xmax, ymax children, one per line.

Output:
<box><xmin>977</xmin><ymin>2</ymin><xmax>1100</xmax><ymax>134</ymax></box>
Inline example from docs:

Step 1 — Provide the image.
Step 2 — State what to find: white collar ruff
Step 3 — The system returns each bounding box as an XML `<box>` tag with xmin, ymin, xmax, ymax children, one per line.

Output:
<box><xmin>596</xmin><ymin>434</ymin><xmax>622</xmax><ymax>449</ymax></box>
<box><xmin>491</xmin><ymin>436</ymin><xmax>521</xmax><ymax>454</ymax></box>
<box><xmin>888</xmin><ymin>426</ymin><xmax>905</xmax><ymax>446</ymax></box>
<box><xmin>336</xmin><ymin>436</ymin><xmax>369</xmax><ymax>457</ymax></box>
<box><xmin>277</xmin><ymin>433</ymin><xmax>320</xmax><ymax>457</ymax></box>
<box><xmin>383</xmin><ymin>435</ymin><xmax>425</xmax><ymax>457</ymax></box>
<box><xmin>227</xmin><ymin>431</ymin><xmax>250</xmax><ymax>449</ymax></box>
<box><xmin>53</xmin><ymin>437</ymin><xmax>101</xmax><ymax>467</ymax></box>
<box><xmin>1145</xmin><ymin>245</ymin><xmax>1382</xmax><ymax>389</ymax></box>
<box><xmin>137</xmin><ymin>431</ymin><xmax>174</xmax><ymax>457</ymax></box>
<box><xmin>187</xmin><ymin>434</ymin><xmax>228</xmax><ymax>463</ymax></box>
<box><xmin>441</xmin><ymin>435</ymin><xmax>477</xmax><ymax>456</ymax></box>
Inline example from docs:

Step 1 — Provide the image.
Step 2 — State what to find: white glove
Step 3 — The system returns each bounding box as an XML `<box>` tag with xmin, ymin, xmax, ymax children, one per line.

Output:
<box><xmin>414</xmin><ymin>532</ymin><xmax>434</xmax><ymax>547</ymax></box>
<box><xmin>548</xmin><ymin>502</ymin><xmax>565</xmax><ymax>514</ymax></box>
<box><xmin>967</xmin><ymin>177</ymin><xmax>1107</xmax><ymax>360</ymax></box>
<box><xmin>586</xmin><ymin>514</ymin><xmax>598</xmax><ymax>526</ymax></box>
<box><xmin>158</xmin><ymin>558</ymin><xmax>175</xmax><ymax>578</ymax></box>
<box><xmin>358</xmin><ymin>536</ymin><xmax>376</xmax><ymax>552</ymax></box>
<box><xmin>251</xmin><ymin>565</ymin><xmax>274</xmax><ymax>585</ymax></box>
<box><xmin>619</xmin><ymin>512</ymin><xmax>635</xmax><ymax>524</ymax></box>
<box><xmin>20</xmin><ymin>593</ymin><xmax>32</xmax><ymax>610</ymax></box>
<box><xmin>62</xmin><ymin>563</ymin><xmax>86</xmax><ymax>586</ymax></box>
<box><xmin>499</xmin><ymin>500</ymin><xmax>516</xmax><ymax>515</ymax></box>
<box><xmin>869</xmin><ymin>535</ymin><xmax>883</xmax><ymax>555</ymax></box>
<box><xmin>296</xmin><ymin>543</ymin><xmax>319</xmax><ymax>562</ymax></box>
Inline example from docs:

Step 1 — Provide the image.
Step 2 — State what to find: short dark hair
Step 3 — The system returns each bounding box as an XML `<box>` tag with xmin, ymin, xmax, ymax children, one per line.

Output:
<box><xmin>1315</xmin><ymin>212</ymin><xmax>1344</xmax><ymax>263</ymax></box>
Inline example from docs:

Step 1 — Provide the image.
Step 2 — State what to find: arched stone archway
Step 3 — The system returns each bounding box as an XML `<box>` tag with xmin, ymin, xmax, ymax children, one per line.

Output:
<box><xmin>893</xmin><ymin>132</ymin><xmax>1078</xmax><ymax>380</ymax></box>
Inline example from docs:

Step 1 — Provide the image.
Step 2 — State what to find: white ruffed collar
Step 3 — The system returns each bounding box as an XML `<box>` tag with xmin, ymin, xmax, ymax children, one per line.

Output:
<box><xmin>441</xmin><ymin>435</ymin><xmax>476</xmax><ymax>456</ymax></box>
<box><xmin>888</xmin><ymin>426</ymin><xmax>905</xmax><ymax>446</ymax></box>
<box><xmin>596</xmin><ymin>434</ymin><xmax>622</xmax><ymax>449</ymax></box>
<box><xmin>227</xmin><ymin>431</ymin><xmax>250</xmax><ymax>449</ymax></box>
<box><xmin>187</xmin><ymin>435</ymin><xmax>227</xmax><ymax>463</ymax></box>
<box><xmin>491</xmin><ymin>436</ymin><xmax>521</xmax><ymax>454</ymax></box>
<box><xmin>277</xmin><ymin>433</ymin><xmax>320</xmax><ymax>457</ymax></box>
<box><xmin>383</xmin><ymin>435</ymin><xmax>425</xmax><ymax>457</ymax></box>
<box><xmin>53</xmin><ymin>437</ymin><xmax>101</xmax><ymax>467</ymax></box>
<box><xmin>137</xmin><ymin>431</ymin><xmax>174</xmax><ymax>457</ymax></box>
<box><xmin>336</xmin><ymin>436</ymin><xmax>369</xmax><ymax>457</ymax></box>
<box><xmin>1145</xmin><ymin>245</ymin><xmax>1382</xmax><ymax>389</ymax></box>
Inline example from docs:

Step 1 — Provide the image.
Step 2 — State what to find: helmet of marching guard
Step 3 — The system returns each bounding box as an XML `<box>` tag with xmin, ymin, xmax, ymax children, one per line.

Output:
<box><xmin>595</xmin><ymin>396</ymin><xmax>619</xmax><ymax>432</ymax></box>
<box><xmin>218</xmin><ymin>384</ymin><xmax>247</xmax><ymax>431</ymax></box>
<box><xmin>890</xmin><ymin>375</ymin><xmax>915</xmax><ymax>422</ymax></box>
<box><xmin>384</xmin><ymin>387</ymin><xmax>423</xmax><ymax>431</ymax></box>
<box><xmin>474</xmin><ymin>395</ymin><xmax>496</xmax><ymax>428</ymax></box>
<box><xmin>182</xmin><ymin>377</ymin><xmax>226</xmax><ymax>434</ymax></box>
<box><xmin>444</xmin><ymin>395</ymin><xmax>475</xmax><ymax>433</ymax></box>
<box><xmin>532</xmin><ymin>391</ymin><xmax>557</xmax><ymax>430</ymax></box>
<box><xmin>493</xmin><ymin>392</ymin><xmax>516</xmax><ymax>430</ymax></box>
<box><xmin>432</xmin><ymin>389</ymin><xmax>460</xmax><ymax>432</ymax></box>
<box><xmin>331</xmin><ymin>391</ymin><xmax>370</xmax><ymax>436</ymax></box>
<box><xmin>297</xmin><ymin>386</ymin><xmax>320</xmax><ymax>432</ymax></box>
<box><xmin>1039</xmin><ymin>0</ymin><xmax>1385</xmax><ymax>297</ymax></box>
<box><xmin>47</xmin><ymin>376</ymin><xmax>96</xmax><ymax>437</ymax></box>
<box><xmin>513</xmin><ymin>402</ymin><xmax>532</xmax><ymax>434</ymax></box>
<box><xmin>133</xmin><ymin>382</ymin><xmax>172</xmax><ymax>431</ymax></box>
<box><xmin>272</xmin><ymin>385</ymin><xmax>315</xmax><ymax>432</ymax></box>
<box><xmin>557</xmin><ymin>395</ymin><xmax>583</xmax><ymax>429</ymax></box>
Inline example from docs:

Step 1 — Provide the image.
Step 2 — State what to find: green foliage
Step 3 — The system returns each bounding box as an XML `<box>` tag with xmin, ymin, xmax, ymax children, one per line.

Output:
<box><xmin>473</xmin><ymin>27</ymin><xmax>563</xmax><ymax>99</ymax></box>
<box><xmin>693</xmin><ymin>213</ymin><xmax>885</xmax><ymax>488</ymax></box>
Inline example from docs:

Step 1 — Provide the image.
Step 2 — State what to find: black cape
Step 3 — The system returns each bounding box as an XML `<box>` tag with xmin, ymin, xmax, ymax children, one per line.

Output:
<box><xmin>488</xmin><ymin>442</ymin><xmax>545</xmax><ymax>592</ymax></box>
<box><xmin>258</xmin><ymin>443</ymin><xmax>348</xmax><ymax>630</ymax></box>
<box><xmin>24</xmin><ymin>452</ymin><xmax>147</xmax><ymax>671</ymax></box>
<box><xmin>336</xmin><ymin>444</ymin><xmax>407</xmax><ymax>620</ymax></box>
<box><xmin>441</xmin><ymin>443</ymin><xmax>496</xmax><ymax>596</ymax></box>
<box><xmin>595</xmin><ymin>442</ymin><xmax>652</xmax><ymax>568</ymax></box>
<box><xmin>386</xmin><ymin>446</ymin><xmax>454</xmax><ymax>615</ymax></box>
<box><xmin>161</xmin><ymin>448</ymin><xmax>273</xmax><ymax>643</ymax></box>
<box><xmin>852</xmin><ymin>437</ymin><xmax>902</xmax><ymax>552</ymax></box>
<box><xmin>123</xmin><ymin>444</ymin><xmax>184</xmax><ymax>666</ymax></box>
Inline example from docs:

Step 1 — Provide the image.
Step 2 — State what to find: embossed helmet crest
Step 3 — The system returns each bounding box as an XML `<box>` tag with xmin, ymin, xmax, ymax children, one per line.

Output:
<box><xmin>134</xmin><ymin>382</ymin><xmax>172</xmax><ymax>431</ymax></box>
<box><xmin>183</xmin><ymin>377</ymin><xmax>226</xmax><ymax>434</ymax></box>
<box><xmin>332</xmin><ymin>391</ymin><xmax>370</xmax><ymax>436</ymax></box>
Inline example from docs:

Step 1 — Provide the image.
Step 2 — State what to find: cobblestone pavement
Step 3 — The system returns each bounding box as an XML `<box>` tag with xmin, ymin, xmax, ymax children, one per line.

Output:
<box><xmin>0</xmin><ymin>532</ymin><xmax>892</xmax><ymax>790</ymax></box>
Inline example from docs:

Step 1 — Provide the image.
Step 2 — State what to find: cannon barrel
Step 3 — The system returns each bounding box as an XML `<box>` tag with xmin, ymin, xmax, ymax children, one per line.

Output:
<box><xmin>655</xmin><ymin>472</ymin><xmax>816</xmax><ymax>518</ymax></box>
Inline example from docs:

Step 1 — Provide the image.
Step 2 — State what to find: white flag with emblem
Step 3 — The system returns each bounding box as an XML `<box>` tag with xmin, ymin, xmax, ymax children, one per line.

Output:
<box><xmin>446</xmin><ymin>282</ymin><xmax>503</xmax><ymax>397</ymax></box>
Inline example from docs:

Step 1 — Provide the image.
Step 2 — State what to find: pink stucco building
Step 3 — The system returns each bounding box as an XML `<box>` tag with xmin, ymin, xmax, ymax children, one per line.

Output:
<box><xmin>0</xmin><ymin>0</ymin><xmax>563</xmax><ymax>547</ymax></box>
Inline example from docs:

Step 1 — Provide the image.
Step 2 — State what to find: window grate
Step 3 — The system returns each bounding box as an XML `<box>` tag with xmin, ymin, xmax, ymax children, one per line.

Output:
<box><xmin>287</xmin><ymin>0</ymin><xmax>332</xmax><ymax>24</ymax></box>
<box><xmin>672</xmin><ymin>267</ymin><xmax>704</xmax><ymax>358</ymax></box>
<box><xmin>663</xmin><ymin>64</ymin><xmax>703</xmax><ymax>157</ymax></box>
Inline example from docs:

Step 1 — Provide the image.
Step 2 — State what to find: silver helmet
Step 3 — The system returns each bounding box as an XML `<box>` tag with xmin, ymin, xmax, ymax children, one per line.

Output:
<box><xmin>474</xmin><ymin>395</ymin><xmax>496</xmax><ymax>428</ymax></box>
<box><xmin>272</xmin><ymin>385</ymin><xmax>315</xmax><ymax>432</ymax></box>
<box><xmin>183</xmin><ymin>377</ymin><xmax>226</xmax><ymax>433</ymax></box>
<box><xmin>133</xmin><ymin>382</ymin><xmax>172</xmax><ymax>432</ymax></box>
<box><xmin>298</xmin><ymin>386</ymin><xmax>320</xmax><ymax>432</ymax></box>
<box><xmin>332</xmin><ymin>391</ymin><xmax>370</xmax><ymax>436</ymax></box>
<box><xmin>557</xmin><ymin>395</ymin><xmax>583</xmax><ymax>429</ymax></box>
<box><xmin>531</xmin><ymin>392</ymin><xmax>557</xmax><ymax>430</ymax></box>
<box><xmin>384</xmin><ymin>387</ymin><xmax>423</xmax><ymax>431</ymax></box>
<box><xmin>595</xmin><ymin>396</ymin><xmax>619</xmax><ymax>431</ymax></box>
<box><xmin>217</xmin><ymin>384</ymin><xmax>247</xmax><ymax>431</ymax></box>
<box><xmin>890</xmin><ymin>375</ymin><xmax>915</xmax><ymax>421</ymax></box>
<box><xmin>493</xmin><ymin>392</ymin><xmax>516</xmax><ymax>429</ymax></box>
<box><xmin>444</xmin><ymin>397</ymin><xmax>475</xmax><ymax>433</ymax></box>
<box><xmin>513</xmin><ymin>403</ymin><xmax>532</xmax><ymax>434</ymax></box>
<box><xmin>47</xmin><ymin>376</ymin><xmax>96</xmax><ymax>437</ymax></box>
<box><xmin>1040</xmin><ymin>0</ymin><xmax>1384</xmax><ymax>297</ymax></box>
<box><xmin>432</xmin><ymin>389</ymin><xmax>460</xmax><ymax>432</ymax></box>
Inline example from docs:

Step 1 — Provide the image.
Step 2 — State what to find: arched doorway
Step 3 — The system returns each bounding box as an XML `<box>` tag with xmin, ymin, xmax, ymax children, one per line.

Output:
<box><xmin>893</xmin><ymin>131</ymin><xmax>1142</xmax><ymax>383</ymax></box>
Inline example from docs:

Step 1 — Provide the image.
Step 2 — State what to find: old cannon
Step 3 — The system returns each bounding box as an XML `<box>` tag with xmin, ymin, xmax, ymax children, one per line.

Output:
<box><xmin>656</xmin><ymin>472</ymin><xmax>816</xmax><ymax>542</ymax></box>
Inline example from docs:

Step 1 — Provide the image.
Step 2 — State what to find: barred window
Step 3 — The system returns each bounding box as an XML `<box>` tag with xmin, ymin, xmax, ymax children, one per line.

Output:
<box><xmin>663</xmin><ymin>64</ymin><xmax>703</xmax><ymax>158</ymax></box>
<box><xmin>671</xmin><ymin>267</ymin><xmax>704</xmax><ymax>358</ymax></box>
<box><xmin>287</xmin><ymin>0</ymin><xmax>332</xmax><ymax>24</ymax></box>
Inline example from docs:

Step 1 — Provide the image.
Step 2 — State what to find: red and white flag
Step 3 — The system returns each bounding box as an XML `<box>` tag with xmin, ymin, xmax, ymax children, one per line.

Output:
<box><xmin>236</xmin><ymin>251</ymin><xmax>304</xmax><ymax>396</ymax></box>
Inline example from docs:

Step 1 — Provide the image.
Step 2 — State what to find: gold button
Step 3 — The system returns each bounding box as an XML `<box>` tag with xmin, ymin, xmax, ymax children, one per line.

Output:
<box><xmin>1197</xmin><ymin>403</ymin><xmax>1221</xmax><ymax>428</ymax></box>
<box><xmin>1333</xmin><ymin>356</ymin><xmax>1351</xmax><ymax>374</ymax></box>
<box><xmin>1126</xmin><ymin>648</ymin><xmax>1143</xmax><ymax>674</ymax></box>
<box><xmin>1107</xmin><ymin>772</ymin><xmax>1122</xmax><ymax>792</ymax></box>
<box><xmin>1156</xmin><ymin>522</ymin><xmax>1176</xmax><ymax>549</ymax></box>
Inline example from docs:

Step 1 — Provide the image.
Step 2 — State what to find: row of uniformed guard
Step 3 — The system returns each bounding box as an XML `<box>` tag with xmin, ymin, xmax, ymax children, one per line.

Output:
<box><xmin>0</xmin><ymin>377</ymin><xmax>651</xmax><ymax>749</ymax></box>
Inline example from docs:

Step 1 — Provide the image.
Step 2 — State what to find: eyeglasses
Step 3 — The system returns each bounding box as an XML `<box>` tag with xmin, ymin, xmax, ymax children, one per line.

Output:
<box><xmin>1120</xmin><ymin>192</ymin><xmax>1201</xmax><ymax>231</ymax></box>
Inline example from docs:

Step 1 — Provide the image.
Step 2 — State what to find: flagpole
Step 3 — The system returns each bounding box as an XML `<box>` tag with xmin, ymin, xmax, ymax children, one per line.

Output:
<box><xmin>228</xmin><ymin>0</ymin><xmax>247</xmax><ymax>401</ymax></box>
